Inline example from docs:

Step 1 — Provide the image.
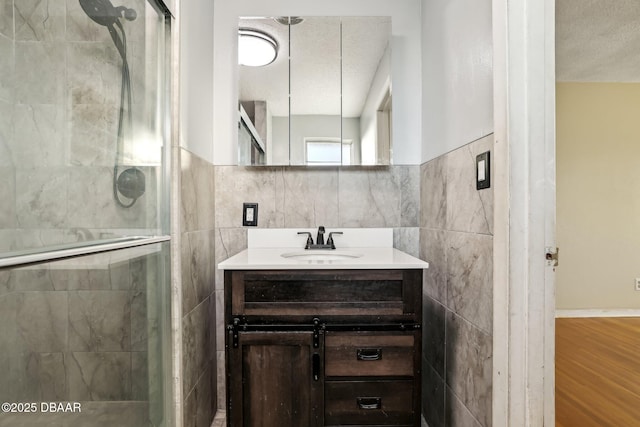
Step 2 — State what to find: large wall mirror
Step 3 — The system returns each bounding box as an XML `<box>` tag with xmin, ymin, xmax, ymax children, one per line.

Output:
<box><xmin>238</xmin><ymin>16</ymin><xmax>392</xmax><ymax>166</ymax></box>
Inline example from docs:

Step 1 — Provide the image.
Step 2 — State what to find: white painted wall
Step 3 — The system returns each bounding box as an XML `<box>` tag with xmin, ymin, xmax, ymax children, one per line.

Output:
<box><xmin>421</xmin><ymin>0</ymin><xmax>493</xmax><ymax>162</ymax></box>
<box><xmin>213</xmin><ymin>0</ymin><xmax>422</xmax><ymax>165</ymax></box>
<box><xmin>556</xmin><ymin>83</ymin><xmax>640</xmax><ymax>310</ymax></box>
<box><xmin>360</xmin><ymin>44</ymin><xmax>391</xmax><ymax>165</ymax></box>
<box><xmin>179</xmin><ymin>0</ymin><xmax>215</xmax><ymax>163</ymax></box>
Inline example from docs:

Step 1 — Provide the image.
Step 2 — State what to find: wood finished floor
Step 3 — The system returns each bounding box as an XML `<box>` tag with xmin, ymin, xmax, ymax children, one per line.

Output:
<box><xmin>556</xmin><ymin>317</ymin><xmax>640</xmax><ymax>427</ymax></box>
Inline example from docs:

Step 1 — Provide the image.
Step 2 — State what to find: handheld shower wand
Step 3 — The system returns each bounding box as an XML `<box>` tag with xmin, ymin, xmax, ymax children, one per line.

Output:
<box><xmin>79</xmin><ymin>0</ymin><xmax>145</xmax><ymax>208</ymax></box>
<box><xmin>79</xmin><ymin>0</ymin><xmax>136</xmax><ymax>26</ymax></box>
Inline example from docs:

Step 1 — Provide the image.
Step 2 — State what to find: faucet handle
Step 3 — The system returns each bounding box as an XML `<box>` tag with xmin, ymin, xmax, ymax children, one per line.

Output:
<box><xmin>327</xmin><ymin>231</ymin><xmax>343</xmax><ymax>249</ymax></box>
<box><xmin>297</xmin><ymin>231</ymin><xmax>314</xmax><ymax>249</ymax></box>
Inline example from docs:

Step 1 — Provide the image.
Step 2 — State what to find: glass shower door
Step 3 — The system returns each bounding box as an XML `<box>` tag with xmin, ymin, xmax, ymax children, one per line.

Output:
<box><xmin>0</xmin><ymin>0</ymin><xmax>173</xmax><ymax>426</ymax></box>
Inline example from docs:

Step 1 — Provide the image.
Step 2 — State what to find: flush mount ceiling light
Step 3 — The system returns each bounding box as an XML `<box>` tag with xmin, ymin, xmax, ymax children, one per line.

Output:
<box><xmin>238</xmin><ymin>29</ymin><xmax>278</xmax><ymax>67</ymax></box>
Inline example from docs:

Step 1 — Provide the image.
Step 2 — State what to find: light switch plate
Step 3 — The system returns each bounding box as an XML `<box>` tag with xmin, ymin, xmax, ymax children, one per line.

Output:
<box><xmin>243</xmin><ymin>203</ymin><xmax>258</xmax><ymax>226</ymax></box>
<box><xmin>476</xmin><ymin>151</ymin><xmax>491</xmax><ymax>190</ymax></box>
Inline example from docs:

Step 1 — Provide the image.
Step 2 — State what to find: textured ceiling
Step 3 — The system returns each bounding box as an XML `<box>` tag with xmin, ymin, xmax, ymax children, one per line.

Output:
<box><xmin>239</xmin><ymin>17</ymin><xmax>391</xmax><ymax>117</ymax></box>
<box><xmin>556</xmin><ymin>0</ymin><xmax>640</xmax><ymax>81</ymax></box>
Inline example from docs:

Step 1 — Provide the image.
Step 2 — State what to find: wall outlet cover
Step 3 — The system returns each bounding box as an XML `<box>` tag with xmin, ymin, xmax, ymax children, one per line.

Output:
<box><xmin>243</xmin><ymin>203</ymin><xmax>258</xmax><ymax>226</ymax></box>
<box><xmin>476</xmin><ymin>151</ymin><xmax>491</xmax><ymax>190</ymax></box>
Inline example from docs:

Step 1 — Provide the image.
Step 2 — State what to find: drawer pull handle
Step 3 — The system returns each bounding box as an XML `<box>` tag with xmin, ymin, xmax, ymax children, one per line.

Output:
<box><xmin>357</xmin><ymin>348</ymin><xmax>382</xmax><ymax>361</ymax></box>
<box><xmin>357</xmin><ymin>397</ymin><xmax>382</xmax><ymax>410</ymax></box>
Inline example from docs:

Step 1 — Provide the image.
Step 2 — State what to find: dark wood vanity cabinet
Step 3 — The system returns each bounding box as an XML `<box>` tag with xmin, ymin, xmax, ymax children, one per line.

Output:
<box><xmin>225</xmin><ymin>269</ymin><xmax>423</xmax><ymax>427</ymax></box>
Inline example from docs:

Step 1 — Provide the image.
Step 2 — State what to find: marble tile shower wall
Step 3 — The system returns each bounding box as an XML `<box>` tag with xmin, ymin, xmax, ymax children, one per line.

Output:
<box><xmin>0</xmin><ymin>251</ymin><xmax>161</xmax><ymax>427</ymax></box>
<box><xmin>213</xmin><ymin>165</ymin><xmax>420</xmax><ymax>408</ymax></box>
<box><xmin>180</xmin><ymin>149</ymin><xmax>217</xmax><ymax>427</ymax></box>
<box><xmin>420</xmin><ymin>134</ymin><xmax>493</xmax><ymax>427</ymax></box>
<box><xmin>0</xmin><ymin>0</ymin><xmax>157</xmax><ymax>254</ymax></box>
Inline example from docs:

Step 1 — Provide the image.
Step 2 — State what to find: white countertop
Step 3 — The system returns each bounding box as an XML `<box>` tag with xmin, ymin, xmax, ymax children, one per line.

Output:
<box><xmin>218</xmin><ymin>228</ymin><xmax>429</xmax><ymax>270</ymax></box>
<box><xmin>217</xmin><ymin>247</ymin><xmax>429</xmax><ymax>270</ymax></box>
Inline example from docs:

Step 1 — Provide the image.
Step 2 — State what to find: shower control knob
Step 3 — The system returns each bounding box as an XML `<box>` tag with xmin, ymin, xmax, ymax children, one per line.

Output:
<box><xmin>116</xmin><ymin>167</ymin><xmax>146</xmax><ymax>200</ymax></box>
<box><xmin>123</xmin><ymin>7</ymin><xmax>136</xmax><ymax>21</ymax></box>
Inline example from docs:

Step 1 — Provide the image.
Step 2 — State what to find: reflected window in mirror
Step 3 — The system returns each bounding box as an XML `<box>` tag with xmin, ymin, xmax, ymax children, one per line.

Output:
<box><xmin>305</xmin><ymin>139</ymin><xmax>353</xmax><ymax>166</ymax></box>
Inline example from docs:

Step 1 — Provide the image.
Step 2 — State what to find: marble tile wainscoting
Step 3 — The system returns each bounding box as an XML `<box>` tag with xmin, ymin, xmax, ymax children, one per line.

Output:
<box><xmin>420</xmin><ymin>134</ymin><xmax>494</xmax><ymax>427</ymax></box>
<box><xmin>179</xmin><ymin>148</ymin><xmax>217</xmax><ymax>427</ymax></box>
<box><xmin>213</xmin><ymin>165</ymin><xmax>421</xmax><ymax>409</ymax></box>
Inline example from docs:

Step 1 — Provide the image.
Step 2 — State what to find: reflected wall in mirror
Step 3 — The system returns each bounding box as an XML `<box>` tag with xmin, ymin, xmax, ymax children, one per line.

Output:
<box><xmin>238</xmin><ymin>17</ymin><xmax>290</xmax><ymax>165</ymax></box>
<box><xmin>238</xmin><ymin>16</ymin><xmax>392</xmax><ymax>166</ymax></box>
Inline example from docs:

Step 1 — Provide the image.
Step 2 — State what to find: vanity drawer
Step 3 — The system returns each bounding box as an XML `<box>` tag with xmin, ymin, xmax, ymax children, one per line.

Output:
<box><xmin>325</xmin><ymin>333</ymin><xmax>415</xmax><ymax>377</ymax></box>
<box><xmin>325</xmin><ymin>380</ymin><xmax>414</xmax><ymax>425</ymax></box>
<box><xmin>228</xmin><ymin>270</ymin><xmax>422</xmax><ymax>319</ymax></box>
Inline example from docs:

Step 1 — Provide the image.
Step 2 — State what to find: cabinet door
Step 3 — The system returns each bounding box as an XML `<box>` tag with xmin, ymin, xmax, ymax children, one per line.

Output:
<box><xmin>228</xmin><ymin>331</ymin><xmax>323</xmax><ymax>427</ymax></box>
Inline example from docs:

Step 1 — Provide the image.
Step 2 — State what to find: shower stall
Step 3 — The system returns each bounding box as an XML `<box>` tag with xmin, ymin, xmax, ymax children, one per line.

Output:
<box><xmin>0</xmin><ymin>0</ymin><xmax>173</xmax><ymax>426</ymax></box>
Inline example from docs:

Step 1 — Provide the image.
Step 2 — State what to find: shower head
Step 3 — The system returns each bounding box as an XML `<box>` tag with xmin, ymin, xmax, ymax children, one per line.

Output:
<box><xmin>79</xmin><ymin>0</ymin><xmax>136</xmax><ymax>26</ymax></box>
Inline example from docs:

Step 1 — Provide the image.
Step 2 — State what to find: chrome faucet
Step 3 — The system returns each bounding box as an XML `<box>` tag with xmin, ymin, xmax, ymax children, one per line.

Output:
<box><xmin>297</xmin><ymin>226</ymin><xmax>343</xmax><ymax>250</ymax></box>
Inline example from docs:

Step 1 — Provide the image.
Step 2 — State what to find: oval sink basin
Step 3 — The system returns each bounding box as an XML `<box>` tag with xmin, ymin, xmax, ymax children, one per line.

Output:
<box><xmin>280</xmin><ymin>250</ymin><xmax>363</xmax><ymax>261</ymax></box>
